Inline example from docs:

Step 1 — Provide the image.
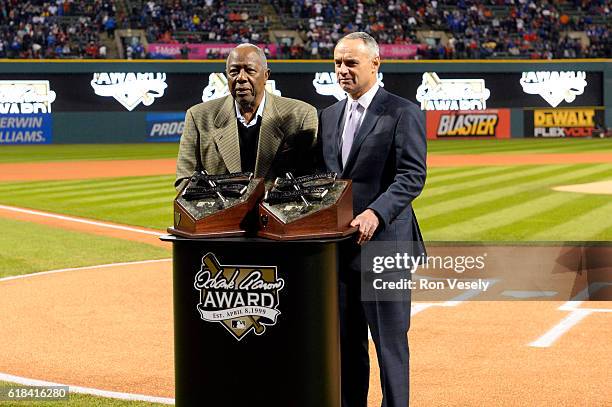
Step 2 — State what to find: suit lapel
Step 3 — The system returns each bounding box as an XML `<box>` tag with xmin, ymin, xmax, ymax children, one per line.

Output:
<box><xmin>329</xmin><ymin>99</ymin><xmax>347</xmax><ymax>174</ymax></box>
<box><xmin>213</xmin><ymin>96</ymin><xmax>241</xmax><ymax>173</ymax></box>
<box><xmin>255</xmin><ymin>92</ymin><xmax>284</xmax><ymax>178</ymax></box>
<box><xmin>342</xmin><ymin>88</ymin><xmax>387</xmax><ymax>176</ymax></box>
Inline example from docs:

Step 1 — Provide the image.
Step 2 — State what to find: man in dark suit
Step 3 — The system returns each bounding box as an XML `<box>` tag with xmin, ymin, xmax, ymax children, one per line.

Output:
<box><xmin>175</xmin><ymin>44</ymin><xmax>317</xmax><ymax>189</ymax></box>
<box><xmin>318</xmin><ymin>32</ymin><xmax>427</xmax><ymax>407</ymax></box>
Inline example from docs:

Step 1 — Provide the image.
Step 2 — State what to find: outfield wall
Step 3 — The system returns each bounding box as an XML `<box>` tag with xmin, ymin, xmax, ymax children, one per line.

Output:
<box><xmin>0</xmin><ymin>59</ymin><xmax>609</xmax><ymax>144</ymax></box>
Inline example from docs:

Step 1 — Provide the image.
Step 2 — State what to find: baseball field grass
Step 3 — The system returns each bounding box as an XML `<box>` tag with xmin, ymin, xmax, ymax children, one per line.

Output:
<box><xmin>0</xmin><ymin>175</ymin><xmax>176</xmax><ymax>230</ymax></box>
<box><xmin>1</xmin><ymin>140</ymin><xmax>610</xmax><ymax>240</ymax></box>
<box><xmin>0</xmin><ymin>217</ymin><xmax>169</xmax><ymax>277</ymax></box>
<box><xmin>0</xmin><ymin>144</ymin><xmax>178</xmax><ymax>163</ymax></box>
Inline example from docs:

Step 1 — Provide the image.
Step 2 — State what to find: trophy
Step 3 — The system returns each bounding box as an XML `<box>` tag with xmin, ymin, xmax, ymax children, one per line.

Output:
<box><xmin>169</xmin><ymin>170</ymin><xmax>265</xmax><ymax>238</ymax></box>
<box><xmin>257</xmin><ymin>172</ymin><xmax>355</xmax><ymax>240</ymax></box>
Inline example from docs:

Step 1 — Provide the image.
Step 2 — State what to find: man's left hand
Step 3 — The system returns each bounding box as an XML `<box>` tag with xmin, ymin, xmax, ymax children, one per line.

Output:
<box><xmin>351</xmin><ymin>209</ymin><xmax>379</xmax><ymax>245</ymax></box>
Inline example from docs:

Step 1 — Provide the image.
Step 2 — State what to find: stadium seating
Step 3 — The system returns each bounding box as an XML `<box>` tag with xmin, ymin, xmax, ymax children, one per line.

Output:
<box><xmin>0</xmin><ymin>0</ymin><xmax>609</xmax><ymax>59</ymax></box>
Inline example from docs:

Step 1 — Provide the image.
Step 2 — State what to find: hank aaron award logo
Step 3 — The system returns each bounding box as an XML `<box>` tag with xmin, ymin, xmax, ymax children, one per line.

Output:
<box><xmin>91</xmin><ymin>72</ymin><xmax>168</xmax><ymax>111</ymax></box>
<box><xmin>194</xmin><ymin>253</ymin><xmax>284</xmax><ymax>341</ymax></box>
<box><xmin>416</xmin><ymin>72</ymin><xmax>490</xmax><ymax>111</ymax></box>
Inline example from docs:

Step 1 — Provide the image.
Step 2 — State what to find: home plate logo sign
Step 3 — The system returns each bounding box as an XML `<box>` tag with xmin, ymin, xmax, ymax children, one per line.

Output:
<box><xmin>193</xmin><ymin>253</ymin><xmax>285</xmax><ymax>341</ymax></box>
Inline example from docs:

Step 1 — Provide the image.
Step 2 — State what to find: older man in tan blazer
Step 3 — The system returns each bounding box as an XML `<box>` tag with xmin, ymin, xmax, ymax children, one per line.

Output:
<box><xmin>175</xmin><ymin>44</ymin><xmax>318</xmax><ymax>189</ymax></box>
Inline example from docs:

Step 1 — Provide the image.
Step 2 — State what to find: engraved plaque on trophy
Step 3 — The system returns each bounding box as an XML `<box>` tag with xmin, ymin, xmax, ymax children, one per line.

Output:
<box><xmin>257</xmin><ymin>172</ymin><xmax>355</xmax><ymax>240</ymax></box>
<box><xmin>169</xmin><ymin>171</ymin><xmax>265</xmax><ymax>238</ymax></box>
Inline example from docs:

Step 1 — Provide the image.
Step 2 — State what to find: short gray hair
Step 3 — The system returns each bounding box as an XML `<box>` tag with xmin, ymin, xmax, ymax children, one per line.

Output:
<box><xmin>338</xmin><ymin>32</ymin><xmax>380</xmax><ymax>58</ymax></box>
<box><xmin>229</xmin><ymin>43</ymin><xmax>268</xmax><ymax>69</ymax></box>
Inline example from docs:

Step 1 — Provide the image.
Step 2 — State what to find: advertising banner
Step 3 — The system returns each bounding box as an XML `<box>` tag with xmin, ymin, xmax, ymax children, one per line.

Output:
<box><xmin>426</xmin><ymin>109</ymin><xmax>511</xmax><ymax>139</ymax></box>
<box><xmin>379</xmin><ymin>44</ymin><xmax>425</xmax><ymax>59</ymax></box>
<box><xmin>146</xmin><ymin>112</ymin><xmax>186</xmax><ymax>142</ymax></box>
<box><xmin>524</xmin><ymin>108</ymin><xmax>605</xmax><ymax>138</ymax></box>
<box><xmin>0</xmin><ymin>80</ymin><xmax>55</xmax><ymax>144</ymax></box>
<box><xmin>0</xmin><ymin>72</ymin><xmax>603</xmax><ymax>113</ymax></box>
<box><xmin>0</xmin><ymin>114</ymin><xmax>52</xmax><ymax>144</ymax></box>
<box><xmin>148</xmin><ymin>43</ymin><xmax>278</xmax><ymax>59</ymax></box>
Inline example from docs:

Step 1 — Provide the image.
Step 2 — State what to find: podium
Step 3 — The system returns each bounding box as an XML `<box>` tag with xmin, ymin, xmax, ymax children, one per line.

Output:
<box><xmin>160</xmin><ymin>234</ymin><xmax>350</xmax><ymax>407</ymax></box>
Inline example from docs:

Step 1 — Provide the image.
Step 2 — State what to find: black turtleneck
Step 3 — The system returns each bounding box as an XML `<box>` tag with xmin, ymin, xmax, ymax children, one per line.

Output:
<box><xmin>236</xmin><ymin>116</ymin><xmax>262</xmax><ymax>173</ymax></box>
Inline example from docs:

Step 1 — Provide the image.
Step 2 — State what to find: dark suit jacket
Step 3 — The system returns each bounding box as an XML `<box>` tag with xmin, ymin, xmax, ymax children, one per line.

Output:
<box><xmin>175</xmin><ymin>91</ymin><xmax>318</xmax><ymax>189</ymax></box>
<box><xmin>319</xmin><ymin>87</ymin><xmax>427</xmax><ymax>247</ymax></box>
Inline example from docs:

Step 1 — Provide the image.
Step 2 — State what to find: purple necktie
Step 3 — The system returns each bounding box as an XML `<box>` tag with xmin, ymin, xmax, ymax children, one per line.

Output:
<box><xmin>341</xmin><ymin>100</ymin><xmax>364</xmax><ymax>167</ymax></box>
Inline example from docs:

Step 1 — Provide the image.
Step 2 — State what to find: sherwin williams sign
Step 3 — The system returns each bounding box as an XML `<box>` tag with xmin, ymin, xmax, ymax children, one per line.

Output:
<box><xmin>0</xmin><ymin>80</ymin><xmax>55</xmax><ymax>144</ymax></box>
<box><xmin>0</xmin><ymin>114</ymin><xmax>52</xmax><ymax>144</ymax></box>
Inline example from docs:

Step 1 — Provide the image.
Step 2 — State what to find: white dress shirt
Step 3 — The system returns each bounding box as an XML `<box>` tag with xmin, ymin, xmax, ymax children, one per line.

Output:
<box><xmin>341</xmin><ymin>83</ymin><xmax>380</xmax><ymax>140</ymax></box>
<box><xmin>235</xmin><ymin>92</ymin><xmax>266</xmax><ymax>127</ymax></box>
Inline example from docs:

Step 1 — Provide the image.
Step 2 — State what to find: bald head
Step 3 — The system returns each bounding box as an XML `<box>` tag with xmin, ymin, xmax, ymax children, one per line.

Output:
<box><xmin>227</xmin><ymin>43</ymin><xmax>268</xmax><ymax>70</ymax></box>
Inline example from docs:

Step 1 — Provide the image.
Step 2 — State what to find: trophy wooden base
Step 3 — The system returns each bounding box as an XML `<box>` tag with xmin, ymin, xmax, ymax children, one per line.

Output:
<box><xmin>257</xmin><ymin>180</ymin><xmax>356</xmax><ymax>241</ymax></box>
<box><xmin>170</xmin><ymin>178</ymin><xmax>265</xmax><ymax>239</ymax></box>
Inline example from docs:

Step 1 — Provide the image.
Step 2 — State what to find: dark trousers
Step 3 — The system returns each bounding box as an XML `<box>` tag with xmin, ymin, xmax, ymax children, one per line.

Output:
<box><xmin>339</xmin><ymin>262</ymin><xmax>411</xmax><ymax>407</ymax></box>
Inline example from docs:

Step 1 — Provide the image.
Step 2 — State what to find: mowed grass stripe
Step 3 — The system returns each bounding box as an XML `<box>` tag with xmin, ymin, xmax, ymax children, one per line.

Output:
<box><xmin>416</xmin><ymin>163</ymin><xmax>612</xmax><ymax>220</ymax></box>
<box><xmin>421</xmin><ymin>165</ymin><xmax>554</xmax><ymax>197</ymax></box>
<box><xmin>418</xmin><ymin>164</ymin><xmax>583</xmax><ymax>210</ymax></box>
<box><xmin>427</xmin><ymin>139</ymin><xmax>612</xmax><ymax>155</ymax></box>
<box><xmin>39</xmin><ymin>181</ymin><xmax>173</xmax><ymax>201</ymax></box>
<box><xmin>423</xmin><ymin>165</ymin><xmax>514</xmax><ymax>186</ymax></box>
<box><xmin>480</xmin><ymin>195</ymin><xmax>612</xmax><ymax>241</ymax></box>
<box><xmin>101</xmin><ymin>195</ymin><xmax>174</xmax><ymax>209</ymax></box>
<box><xmin>419</xmin><ymin>164</ymin><xmax>612</xmax><ymax>241</ymax></box>
<box><xmin>525</xmin><ymin>198</ymin><xmax>612</xmax><ymax>241</ymax></box>
<box><xmin>0</xmin><ymin>176</ymin><xmax>172</xmax><ymax>196</ymax></box>
<box><xmin>3</xmin><ymin>182</ymin><xmax>170</xmax><ymax>202</ymax></box>
<box><xmin>0</xmin><ymin>217</ymin><xmax>169</xmax><ymax>277</ymax></box>
<box><xmin>0</xmin><ymin>177</ymin><xmax>175</xmax><ymax>229</ymax></box>
<box><xmin>60</xmin><ymin>186</ymin><xmax>174</xmax><ymax>205</ymax></box>
<box><xmin>431</xmin><ymin>140</ymin><xmax>606</xmax><ymax>155</ymax></box>
<box><xmin>0</xmin><ymin>144</ymin><xmax>179</xmax><ymax>163</ymax></box>
<box><xmin>423</xmin><ymin>190</ymin><xmax>603</xmax><ymax>241</ymax></box>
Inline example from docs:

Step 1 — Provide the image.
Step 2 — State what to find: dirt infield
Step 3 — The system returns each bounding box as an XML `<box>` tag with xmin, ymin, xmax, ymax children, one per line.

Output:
<box><xmin>1</xmin><ymin>264</ymin><xmax>610</xmax><ymax>406</ymax></box>
<box><xmin>0</xmin><ymin>153</ymin><xmax>611</xmax><ymax>182</ymax></box>
<box><xmin>0</xmin><ymin>261</ymin><xmax>174</xmax><ymax>398</ymax></box>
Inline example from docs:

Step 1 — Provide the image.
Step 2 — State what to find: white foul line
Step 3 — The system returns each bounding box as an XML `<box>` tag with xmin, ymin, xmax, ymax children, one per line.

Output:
<box><xmin>0</xmin><ymin>372</ymin><xmax>175</xmax><ymax>405</ymax></box>
<box><xmin>528</xmin><ymin>309</ymin><xmax>593</xmax><ymax>348</ymax></box>
<box><xmin>0</xmin><ymin>204</ymin><xmax>163</xmax><ymax>236</ymax></box>
<box><xmin>0</xmin><ymin>259</ymin><xmax>171</xmax><ymax>284</ymax></box>
<box><xmin>529</xmin><ymin>283</ymin><xmax>612</xmax><ymax>348</ymax></box>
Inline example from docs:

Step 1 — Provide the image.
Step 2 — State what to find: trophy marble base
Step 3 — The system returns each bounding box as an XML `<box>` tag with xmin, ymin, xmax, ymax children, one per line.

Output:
<box><xmin>169</xmin><ymin>178</ymin><xmax>265</xmax><ymax>238</ymax></box>
<box><xmin>257</xmin><ymin>180</ymin><xmax>356</xmax><ymax>240</ymax></box>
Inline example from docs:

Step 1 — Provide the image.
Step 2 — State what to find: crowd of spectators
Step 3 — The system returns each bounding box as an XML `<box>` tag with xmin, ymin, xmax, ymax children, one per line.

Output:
<box><xmin>136</xmin><ymin>0</ymin><xmax>268</xmax><ymax>46</ymax></box>
<box><xmin>0</xmin><ymin>0</ymin><xmax>608</xmax><ymax>59</ymax></box>
<box><xmin>0</xmin><ymin>0</ymin><xmax>116</xmax><ymax>59</ymax></box>
<box><xmin>273</xmin><ymin>0</ymin><xmax>610</xmax><ymax>59</ymax></box>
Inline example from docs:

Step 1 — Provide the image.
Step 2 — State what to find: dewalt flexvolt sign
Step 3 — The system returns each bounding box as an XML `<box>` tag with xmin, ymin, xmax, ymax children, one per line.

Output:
<box><xmin>526</xmin><ymin>108</ymin><xmax>604</xmax><ymax>137</ymax></box>
<box><xmin>426</xmin><ymin>109</ymin><xmax>510</xmax><ymax>139</ymax></box>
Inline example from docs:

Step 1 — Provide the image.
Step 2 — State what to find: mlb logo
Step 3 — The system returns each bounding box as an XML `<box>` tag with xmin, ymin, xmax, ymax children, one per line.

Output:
<box><xmin>232</xmin><ymin>320</ymin><xmax>246</xmax><ymax>329</ymax></box>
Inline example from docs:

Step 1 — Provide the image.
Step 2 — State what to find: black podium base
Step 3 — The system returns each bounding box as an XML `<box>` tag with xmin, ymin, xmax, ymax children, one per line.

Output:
<box><xmin>161</xmin><ymin>235</ymin><xmax>347</xmax><ymax>407</ymax></box>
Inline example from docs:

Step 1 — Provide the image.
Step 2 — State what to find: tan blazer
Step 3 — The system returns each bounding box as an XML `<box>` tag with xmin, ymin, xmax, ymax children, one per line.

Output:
<box><xmin>175</xmin><ymin>91</ymin><xmax>318</xmax><ymax>189</ymax></box>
